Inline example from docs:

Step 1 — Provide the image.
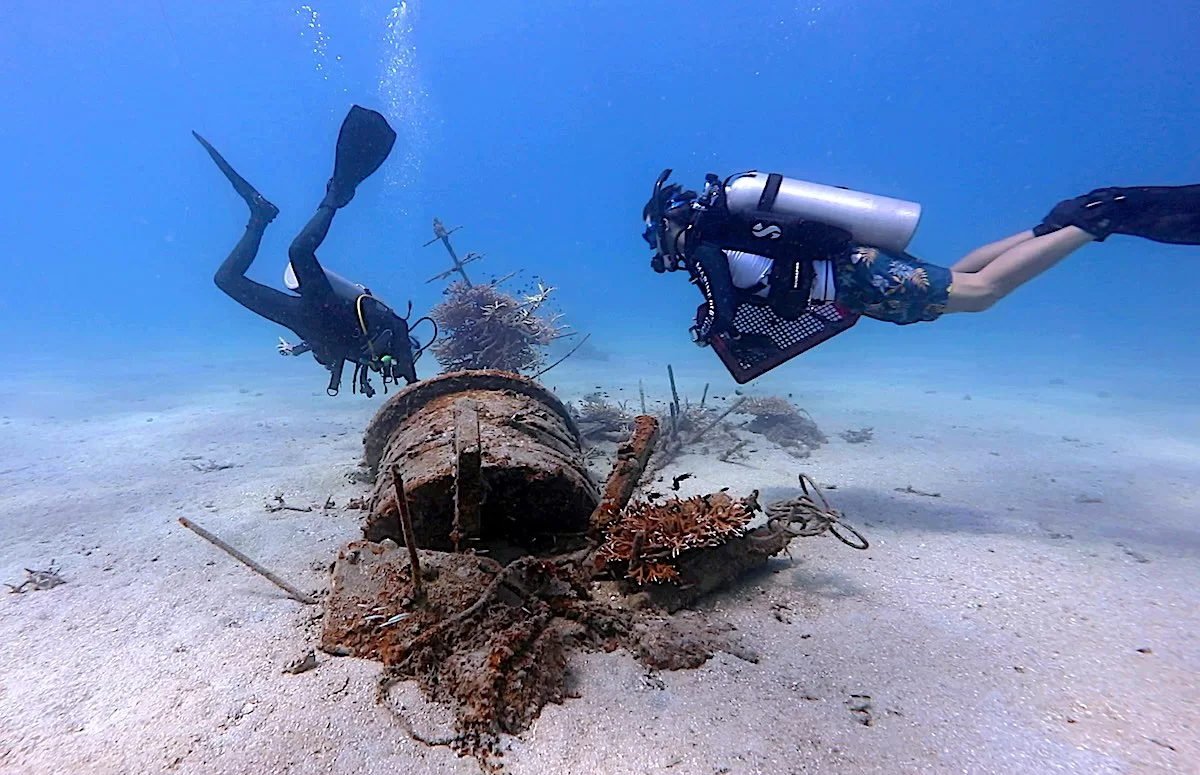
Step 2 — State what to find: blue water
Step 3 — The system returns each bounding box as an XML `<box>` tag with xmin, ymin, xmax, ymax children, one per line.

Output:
<box><xmin>1</xmin><ymin>0</ymin><xmax>1197</xmax><ymax>385</ymax></box>
<box><xmin>4</xmin><ymin>5</ymin><xmax>1200</xmax><ymax>772</ymax></box>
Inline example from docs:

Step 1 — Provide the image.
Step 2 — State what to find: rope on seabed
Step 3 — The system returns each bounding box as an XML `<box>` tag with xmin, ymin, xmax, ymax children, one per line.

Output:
<box><xmin>753</xmin><ymin>473</ymin><xmax>870</xmax><ymax>550</ymax></box>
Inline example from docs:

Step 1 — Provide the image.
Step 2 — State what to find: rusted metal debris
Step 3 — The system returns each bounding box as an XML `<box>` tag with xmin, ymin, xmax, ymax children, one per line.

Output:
<box><xmin>451</xmin><ymin>404</ymin><xmax>483</xmax><ymax>550</ymax></box>
<box><xmin>588</xmin><ymin>414</ymin><xmax>660</xmax><ymax>541</ymax></box>
<box><xmin>361</xmin><ymin>370</ymin><xmax>599</xmax><ymax>551</ymax></box>
<box><xmin>321</xmin><ymin>539</ymin><xmax>756</xmax><ymax>771</ymax></box>
<box><xmin>179</xmin><ymin>517</ymin><xmax>315</xmax><ymax>605</ymax></box>
<box><xmin>390</xmin><ymin>466</ymin><xmax>423</xmax><ymax>598</ymax></box>
<box><xmin>319</xmin><ymin>378</ymin><xmax>868</xmax><ymax>772</ymax></box>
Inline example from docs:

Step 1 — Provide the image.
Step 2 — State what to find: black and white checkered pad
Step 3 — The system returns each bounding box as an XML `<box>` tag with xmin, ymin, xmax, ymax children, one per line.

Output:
<box><xmin>705</xmin><ymin>300</ymin><xmax>860</xmax><ymax>383</ymax></box>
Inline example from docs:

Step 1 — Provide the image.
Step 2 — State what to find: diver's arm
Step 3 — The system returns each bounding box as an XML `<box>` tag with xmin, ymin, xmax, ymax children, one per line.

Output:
<box><xmin>278</xmin><ymin>337</ymin><xmax>313</xmax><ymax>357</ymax></box>
<box><xmin>688</xmin><ymin>243</ymin><xmax>739</xmax><ymax>341</ymax></box>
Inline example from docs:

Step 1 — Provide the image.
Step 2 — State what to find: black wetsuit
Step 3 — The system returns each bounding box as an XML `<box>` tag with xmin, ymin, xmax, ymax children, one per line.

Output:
<box><xmin>215</xmin><ymin>203</ymin><xmax>417</xmax><ymax>393</ymax></box>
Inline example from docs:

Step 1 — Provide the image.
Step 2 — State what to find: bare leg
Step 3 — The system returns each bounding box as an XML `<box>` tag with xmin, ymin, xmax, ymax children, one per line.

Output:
<box><xmin>944</xmin><ymin>226</ymin><xmax>1095</xmax><ymax>313</ymax></box>
<box><xmin>950</xmin><ymin>230</ymin><xmax>1037</xmax><ymax>273</ymax></box>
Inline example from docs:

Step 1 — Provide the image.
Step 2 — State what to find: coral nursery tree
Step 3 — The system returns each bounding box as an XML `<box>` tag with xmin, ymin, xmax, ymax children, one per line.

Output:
<box><xmin>422</xmin><ymin>218</ymin><xmax>566</xmax><ymax>375</ymax></box>
<box><xmin>428</xmin><ymin>278</ymin><xmax>565</xmax><ymax>374</ymax></box>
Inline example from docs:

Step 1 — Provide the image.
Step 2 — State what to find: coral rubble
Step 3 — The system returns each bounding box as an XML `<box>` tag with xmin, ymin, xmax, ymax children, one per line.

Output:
<box><xmin>738</xmin><ymin>395</ymin><xmax>827</xmax><ymax>457</ymax></box>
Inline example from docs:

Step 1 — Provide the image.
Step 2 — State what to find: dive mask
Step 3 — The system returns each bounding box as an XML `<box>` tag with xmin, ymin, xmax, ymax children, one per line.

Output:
<box><xmin>645</xmin><ymin>168</ymin><xmax>687</xmax><ymax>273</ymax></box>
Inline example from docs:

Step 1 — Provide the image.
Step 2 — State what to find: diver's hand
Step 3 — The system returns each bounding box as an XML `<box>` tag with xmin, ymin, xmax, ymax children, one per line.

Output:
<box><xmin>277</xmin><ymin>337</ymin><xmax>297</xmax><ymax>356</ymax></box>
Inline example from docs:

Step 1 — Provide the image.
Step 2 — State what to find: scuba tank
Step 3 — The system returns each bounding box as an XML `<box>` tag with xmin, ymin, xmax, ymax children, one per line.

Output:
<box><xmin>283</xmin><ymin>262</ymin><xmax>369</xmax><ymax>300</ymax></box>
<box><xmin>721</xmin><ymin>171</ymin><xmax>922</xmax><ymax>254</ymax></box>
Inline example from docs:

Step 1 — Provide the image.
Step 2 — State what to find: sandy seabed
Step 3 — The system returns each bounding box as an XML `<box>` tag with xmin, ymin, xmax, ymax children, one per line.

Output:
<box><xmin>0</xmin><ymin>351</ymin><xmax>1196</xmax><ymax>775</ymax></box>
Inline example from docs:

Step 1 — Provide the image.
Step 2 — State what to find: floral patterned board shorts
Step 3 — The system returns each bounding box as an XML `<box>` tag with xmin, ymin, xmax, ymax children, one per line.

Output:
<box><xmin>834</xmin><ymin>246</ymin><xmax>953</xmax><ymax>325</ymax></box>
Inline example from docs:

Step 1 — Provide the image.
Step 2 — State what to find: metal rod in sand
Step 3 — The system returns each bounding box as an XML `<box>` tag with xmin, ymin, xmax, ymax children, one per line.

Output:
<box><xmin>178</xmin><ymin>517</ymin><xmax>316</xmax><ymax>605</ymax></box>
<box><xmin>390</xmin><ymin>464</ymin><xmax>423</xmax><ymax>597</ymax></box>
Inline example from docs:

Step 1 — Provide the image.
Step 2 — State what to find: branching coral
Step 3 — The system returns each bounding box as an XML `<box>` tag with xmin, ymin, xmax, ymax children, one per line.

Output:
<box><xmin>572</xmin><ymin>392</ymin><xmax>633</xmax><ymax>443</ymax></box>
<box><xmin>429</xmin><ymin>279</ymin><xmax>566</xmax><ymax>374</ymax></box>
<box><xmin>597</xmin><ymin>493</ymin><xmax>756</xmax><ymax>585</ymax></box>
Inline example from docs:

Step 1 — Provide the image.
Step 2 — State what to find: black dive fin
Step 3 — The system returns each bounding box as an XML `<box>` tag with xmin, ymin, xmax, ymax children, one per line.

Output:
<box><xmin>192</xmin><ymin>131</ymin><xmax>279</xmax><ymax>221</ymax></box>
<box><xmin>1101</xmin><ymin>185</ymin><xmax>1200</xmax><ymax>245</ymax></box>
<box><xmin>1037</xmin><ymin>184</ymin><xmax>1200</xmax><ymax>244</ymax></box>
<box><xmin>324</xmin><ymin>105</ymin><xmax>398</xmax><ymax>209</ymax></box>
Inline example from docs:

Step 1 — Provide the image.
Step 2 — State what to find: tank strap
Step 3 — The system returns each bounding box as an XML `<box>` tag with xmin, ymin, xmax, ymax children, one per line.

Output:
<box><xmin>757</xmin><ymin>173</ymin><xmax>784</xmax><ymax>211</ymax></box>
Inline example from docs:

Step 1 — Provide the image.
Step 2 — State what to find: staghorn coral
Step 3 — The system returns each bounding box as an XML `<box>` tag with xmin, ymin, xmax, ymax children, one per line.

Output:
<box><xmin>429</xmin><ymin>279</ymin><xmax>565</xmax><ymax>374</ymax></box>
<box><xmin>597</xmin><ymin>493</ymin><xmax>756</xmax><ymax>585</ymax></box>
<box><xmin>571</xmin><ymin>392</ymin><xmax>633</xmax><ymax>443</ymax></box>
<box><xmin>738</xmin><ymin>395</ymin><xmax>827</xmax><ymax>457</ymax></box>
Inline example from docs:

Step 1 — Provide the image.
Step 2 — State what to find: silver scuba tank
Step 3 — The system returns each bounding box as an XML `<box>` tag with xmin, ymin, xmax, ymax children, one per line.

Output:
<box><xmin>723</xmin><ymin>171</ymin><xmax>922</xmax><ymax>254</ymax></box>
<box><xmin>283</xmin><ymin>262</ymin><xmax>369</xmax><ymax>301</ymax></box>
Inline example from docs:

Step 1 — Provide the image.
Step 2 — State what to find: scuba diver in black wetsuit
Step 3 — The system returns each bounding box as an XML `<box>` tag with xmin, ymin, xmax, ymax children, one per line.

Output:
<box><xmin>642</xmin><ymin>169</ymin><xmax>1200</xmax><ymax>383</ymax></box>
<box><xmin>194</xmin><ymin>105</ymin><xmax>425</xmax><ymax>397</ymax></box>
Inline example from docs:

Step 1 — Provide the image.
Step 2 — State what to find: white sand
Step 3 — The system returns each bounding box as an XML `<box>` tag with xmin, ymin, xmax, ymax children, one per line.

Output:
<box><xmin>1</xmin><ymin>352</ymin><xmax>1196</xmax><ymax>775</ymax></box>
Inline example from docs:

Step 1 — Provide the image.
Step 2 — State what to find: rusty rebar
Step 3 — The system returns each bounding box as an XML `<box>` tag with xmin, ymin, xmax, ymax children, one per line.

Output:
<box><xmin>588</xmin><ymin>415</ymin><xmax>661</xmax><ymax>541</ymax></box>
<box><xmin>178</xmin><ymin>517</ymin><xmax>316</xmax><ymax>605</ymax></box>
<box><xmin>390</xmin><ymin>465</ymin><xmax>423</xmax><ymax>596</ymax></box>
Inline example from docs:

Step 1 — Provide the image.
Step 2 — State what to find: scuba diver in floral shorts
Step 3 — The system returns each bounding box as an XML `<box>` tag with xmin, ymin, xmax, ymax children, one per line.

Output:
<box><xmin>642</xmin><ymin>170</ymin><xmax>1200</xmax><ymax>382</ymax></box>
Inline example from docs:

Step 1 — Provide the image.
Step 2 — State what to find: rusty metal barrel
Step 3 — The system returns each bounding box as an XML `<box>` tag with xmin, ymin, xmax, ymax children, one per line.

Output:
<box><xmin>362</xmin><ymin>370</ymin><xmax>600</xmax><ymax>550</ymax></box>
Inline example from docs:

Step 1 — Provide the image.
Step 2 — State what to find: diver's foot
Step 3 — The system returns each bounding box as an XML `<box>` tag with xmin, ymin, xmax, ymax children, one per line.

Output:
<box><xmin>1033</xmin><ymin>188</ymin><xmax>1124</xmax><ymax>240</ymax></box>
<box><xmin>320</xmin><ymin>177</ymin><xmax>355</xmax><ymax>210</ymax></box>
<box><xmin>250</xmin><ymin>193</ymin><xmax>280</xmax><ymax>224</ymax></box>
<box><xmin>1037</xmin><ymin>184</ymin><xmax>1200</xmax><ymax>245</ymax></box>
